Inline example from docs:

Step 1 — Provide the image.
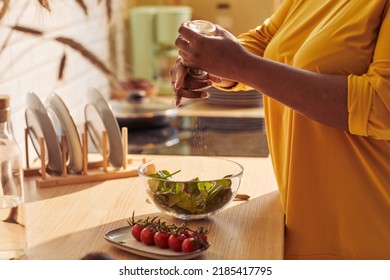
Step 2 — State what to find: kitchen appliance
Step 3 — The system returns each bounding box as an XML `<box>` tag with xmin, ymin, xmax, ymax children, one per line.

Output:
<box><xmin>130</xmin><ymin>6</ymin><xmax>192</xmax><ymax>95</ymax></box>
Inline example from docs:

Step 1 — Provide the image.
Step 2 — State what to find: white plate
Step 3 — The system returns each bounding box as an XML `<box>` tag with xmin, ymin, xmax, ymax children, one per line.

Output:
<box><xmin>46</xmin><ymin>93</ymin><xmax>83</xmax><ymax>173</ymax></box>
<box><xmin>85</xmin><ymin>88</ymin><xmax>123</xmax><ymax>168</ymax></box>
<box><xmin>104</xmin><ymin>226</ymin><xmax>207</xmax><ymax>260</ymax></box>
<box><xmin>25</xmin><ymin>92</ymin><xmax>63</xmax><ymax>174</ymax></box>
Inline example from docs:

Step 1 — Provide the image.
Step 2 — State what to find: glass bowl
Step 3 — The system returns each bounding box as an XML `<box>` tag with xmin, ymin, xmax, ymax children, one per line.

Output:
<box><xmin>138</xmin><ymin>156</ymin><xmax>244</xmax><ymax>220</ymax></box>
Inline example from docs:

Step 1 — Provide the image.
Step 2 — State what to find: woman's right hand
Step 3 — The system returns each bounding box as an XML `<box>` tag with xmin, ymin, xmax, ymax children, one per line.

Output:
<box><xmin>170</xmin><ymin>57</ymin><xmax>212</xmax><ymax>106</ymax></box>
<box><xmin>170</xmin><ymin>57</ymin><xmax>236</xmax><ymax>106</ymax></box>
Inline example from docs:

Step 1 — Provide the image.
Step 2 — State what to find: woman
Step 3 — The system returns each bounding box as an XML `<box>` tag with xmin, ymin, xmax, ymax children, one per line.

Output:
<box><xmin>170</xmin><ymin>0</ymin><xmax>390</xmax><ymax>259</ymax></box>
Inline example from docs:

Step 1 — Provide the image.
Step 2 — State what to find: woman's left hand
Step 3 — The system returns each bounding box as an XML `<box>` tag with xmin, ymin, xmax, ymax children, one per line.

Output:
<box><xmin>175</xmin><ymin>23</ymin><xmax>245</xmax><ymax>81</ymax></box>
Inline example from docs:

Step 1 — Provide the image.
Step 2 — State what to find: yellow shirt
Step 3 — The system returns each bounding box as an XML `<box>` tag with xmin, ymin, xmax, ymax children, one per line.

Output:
<box><xmin>232</xmin><ymin>0</ymin><xmax>390</xmax><ymax>259</ymax></box>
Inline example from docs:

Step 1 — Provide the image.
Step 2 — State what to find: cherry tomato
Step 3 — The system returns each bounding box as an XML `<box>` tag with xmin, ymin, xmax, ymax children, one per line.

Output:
<box><xmin>140</xmin><ymin>227</ymin><xmax>155</xmax><ymax>246</ymax></box>
<box><xmin>131</xmin><ymin>224</ymin><xmax>143</xmax><ymax>241</ymax></box>
<box><xmin>154</xmin><ymin>231</ymin><xmax>171</xmax><ymax>249</ymax></box>
<box><xmin>196</xmin><ymin>232</ymin><xmax>208</xmax><ymax>243</ymax></box>
<box><xmin>168</xmin><ymin>234</ymin><xmax>185</xmax><ymax>252</ymax></box>
<box><xmin>181</xmin><ymin>230</ymin><xmax>193</xmax><ymax>238</ymax></box>
<box><xmin>183</xmin><ymin>230</ymin><xmax>208</xmax><ymax>243</ymax></box>
<box><xmin>181</xmin><ymin>237</ymin><xmax>201</xmax><ymax>253</ymax></box>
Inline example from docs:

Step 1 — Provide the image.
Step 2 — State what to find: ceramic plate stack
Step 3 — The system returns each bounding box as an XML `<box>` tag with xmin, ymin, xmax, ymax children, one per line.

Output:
<box><xmin>205</xmin><ymin>87</ymin><xmax>263</xmax><ymax>107</ymax></box>
<box><xmin>25</xmin><ymin>92</ymin><xmax>64</xmax><ymax>174</ymax></box>
<box><xmin>198</xmin><ymin>117</ymin><xmax>265</xmax><ymax>131</ymax></box>
<box><xmin>46</xmin><ymin>93</ymin><xmax>83</xmax><ymax>174</ymax></box>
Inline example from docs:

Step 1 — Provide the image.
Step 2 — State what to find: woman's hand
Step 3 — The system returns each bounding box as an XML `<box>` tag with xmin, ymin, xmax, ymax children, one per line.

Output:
<box><xmin>175</xmin><ymin>23</ymin><xmax>245</xmax><ymax>81</ymax></box>
<box><xmin>170</xmin><ymin>23</ymin><xmax>241</xmax><ymax>105</ymax></box>
<box><xmin>170</xmin><ymin>58</ymin><xmax>237</xmax><ymax>106</ymax></box>
<box><xmin>169</xmin><ymin>57</ymin><xmax>211</xmax><ymax>106</ymax></box>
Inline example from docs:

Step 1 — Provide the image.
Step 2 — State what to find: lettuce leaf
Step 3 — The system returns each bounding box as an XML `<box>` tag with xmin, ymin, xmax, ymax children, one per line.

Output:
<box><xmin>148</xmin><ymin>170</ymin><xmax>233</xmax><ymax>214</ymax></box>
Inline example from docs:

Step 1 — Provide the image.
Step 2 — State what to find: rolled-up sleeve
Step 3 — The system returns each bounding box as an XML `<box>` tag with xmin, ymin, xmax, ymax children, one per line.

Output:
<box><xmin>348</xmin><ymin>4</ymin><xmax>390</xmax><ymax>140</ymax></box>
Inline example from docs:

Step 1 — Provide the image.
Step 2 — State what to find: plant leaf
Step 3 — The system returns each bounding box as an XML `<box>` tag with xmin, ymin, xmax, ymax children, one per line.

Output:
<box><xmin>105</xmin><ymin>0</ymin><xmax>111</xmax><ymax>22</ymax></box>
<box><xmin>37</xmin><ymin>0</ymin><xmax>51</xmax><ymax>12</ymax></box>
<box><xmin>174</xmin><ymin>191</ymin><xmax>198</xmax><ymax>213</ymax></box>
<box><xmin>0</xmin><ymin>0</ymin><xmax>10</xmax><ymax>21</ymax></box>
<box><xmin>55</xmin><ymin>36</ymin><xmax>113</xmax><ymax>77</ymax></box>
<box><xmin>58</xmin><ymin>53</ymin><xmax>67</xmax><ymax>80</ymax></box>
<box><xmin>11</xmin><ymin>25</ymin><xmax>44</xmax><ymax>36</ymax></box>
<box><xmin>74</xmin><ymin>0</ymin><xmax>88</xmax><ymax>16</ymax></box>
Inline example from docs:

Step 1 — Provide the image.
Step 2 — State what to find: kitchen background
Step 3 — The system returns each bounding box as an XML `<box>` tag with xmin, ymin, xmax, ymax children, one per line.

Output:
<box><xmin>0</xmin><ymin>0</ymin><xmax>279</xmax><ymax>165</ymax></box>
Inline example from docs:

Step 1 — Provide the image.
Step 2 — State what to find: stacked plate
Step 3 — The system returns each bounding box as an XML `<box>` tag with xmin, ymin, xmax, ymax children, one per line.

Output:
<box><xmin>25</xmin><ymin>88</ymin><xmax>123</xmax><ymax>175</ymax></box>
<box><xmin>205</xmin><ymin>87</ymin><xmax>263</xmax><ymax>107</ymax></box>
<box><xmin>25</xmin><ymin>92</ymin><xmax>67</xmax><ymax>174</ymax></box>
<box><xmin>197</xmin><ymin>117</ymin><xmax>265</xmax><ymax>131</ymax></box>
<box><xmin>84</xmin><ymin>88</ymin><xmax>123</xmax><ymax>168</ymax></box>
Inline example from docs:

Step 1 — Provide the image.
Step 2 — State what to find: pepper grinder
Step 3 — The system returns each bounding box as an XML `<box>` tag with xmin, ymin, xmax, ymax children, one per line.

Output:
<box><xmin>186</xmin><ymin>20</ymin><xmax>217</xmax><ymax>81</ymax></box>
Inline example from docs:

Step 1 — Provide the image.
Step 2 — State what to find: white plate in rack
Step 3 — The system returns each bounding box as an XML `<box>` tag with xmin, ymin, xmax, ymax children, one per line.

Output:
<box><xmin>25</xmin><ymin>92</ymin><xmax>63</xmax><ymax>174</ymax></box>
<box><xmin>85</xmin><ymin>88</ymin><xmax>123</xmax><ymax>168</ymax></box>
<box><xmin>104</xmin><ymin>226</ymin><xmax>207</xmax><ymax>260</ymax></box>
<box><xmin>46</xmin><ymin>93</ymin><xmax>83</xmax><ymax>173</ymax></box>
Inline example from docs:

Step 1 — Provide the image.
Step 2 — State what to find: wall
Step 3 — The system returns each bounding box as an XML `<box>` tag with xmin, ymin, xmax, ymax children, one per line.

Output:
<box><xmin>126</xmin><ymin>0</ymin><xmax>281</xmax><ymax>35</ymax></box>
<box><xmin>0</xmin><ymin>0</ymin><xmax>122</xmax><ymax>166</ymax></box>
<box><xmin>182</xmin><ymin>0</ymin><xmax>281</xmax><ymax>36</ymax></box>
<box><xmin>124</xmin><ymin>0</ymin><xmax>281</xmax><ymax>78</ymax></box>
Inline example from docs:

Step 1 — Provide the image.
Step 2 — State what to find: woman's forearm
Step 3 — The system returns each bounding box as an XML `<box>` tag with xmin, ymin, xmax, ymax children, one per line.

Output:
<box><xmin>175</xmin><ymin>22</ymin><xmax>349</xmax><ymax>130</ymax></box>
<box><xmin>231</xmin><ymin>51</ymin><xmax>349</xmax><ymax>130</ymax></box>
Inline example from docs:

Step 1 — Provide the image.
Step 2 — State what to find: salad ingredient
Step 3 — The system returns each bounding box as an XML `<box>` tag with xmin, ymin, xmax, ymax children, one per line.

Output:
<box><xmin>182</xmin><ymin>237</ymin><xmax>201</xmax><ymax>253</ymax></box>
<box><xmin>131</xmin><ymin>223</ymin><xmax>143</xmax><ymax>241</ymax></box>
<box><xmin>168</xmin><ymin>234</ymin><xmax>185</xmax><ymax>252</ymax></box>
<box><xmin>192</xmin><ymin>228</ymin><xmax>208</xmax><ymax>243</ymax></box>
<box><xmin>154</xmin><ymin>231</ymin><xmax>170</xmax><ymax>249</ymax></box>
<box><xmin>127</xmin><ymin>213</ymin><xmax>209</xmax><ymax>253</ymax></box>
<box><xmin>147</xmin><ymin>169</ymin><xmax>233</xmax><ymax>214</ymax></box>
<box><xmin>140</xmin><ymin>227</ymin><xmax>155</xmax><ymax>246</ymax></box>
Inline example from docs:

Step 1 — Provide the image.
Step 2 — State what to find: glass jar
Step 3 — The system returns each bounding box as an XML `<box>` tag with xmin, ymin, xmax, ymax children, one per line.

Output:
<box><xmin>0</xmin><ymin>95</ymin><xmax>26</xmax><ymax>260</ymax></box>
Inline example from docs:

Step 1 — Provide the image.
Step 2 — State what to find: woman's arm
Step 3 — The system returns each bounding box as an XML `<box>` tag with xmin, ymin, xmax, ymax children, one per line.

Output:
<box><xmin>171</xmin><ymin>0</ymin><xmax>293</xmax><ymax>106</ymax></box>
<box><xmin>176</xmin><ymin>25</ymin><xmax>349</xmax><ymax>130</ymax></box>
<box><xmin>234</xmin><ymin>51</ymin><xmax>348</xmax><ymax>130</ymax></box>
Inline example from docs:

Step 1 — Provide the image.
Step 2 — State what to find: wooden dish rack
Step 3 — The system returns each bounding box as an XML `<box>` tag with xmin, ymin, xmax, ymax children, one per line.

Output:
<box><xmin>23</xmin><ymin>125</ymin><xmax>143</xmax><ymax>188</ymax></box>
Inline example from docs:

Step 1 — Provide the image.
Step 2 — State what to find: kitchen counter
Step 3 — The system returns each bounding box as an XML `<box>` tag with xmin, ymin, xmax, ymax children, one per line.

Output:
<box><xmin>22</xmin><ymin>154</ymin><xmax>284</xmax><ymax>260</ymax></box>
<box><xmin>125</xmin><ymin>97</ymin><xmax>268</xmax><ymax>157</ymax></box>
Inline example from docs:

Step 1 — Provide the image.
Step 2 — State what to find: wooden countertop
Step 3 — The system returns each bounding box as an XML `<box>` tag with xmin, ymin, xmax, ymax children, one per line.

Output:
<box><xmin>23</xmin><ymin>154</ymin><xmax>284</xmax><ymax>260</ymax></box>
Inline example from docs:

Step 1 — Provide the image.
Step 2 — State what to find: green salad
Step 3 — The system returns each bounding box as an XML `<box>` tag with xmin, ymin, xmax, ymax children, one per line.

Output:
<box><xmin>147</xmin><ymin>170</ymin><xmax>233</xmax><ymax>214</ymax></box>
